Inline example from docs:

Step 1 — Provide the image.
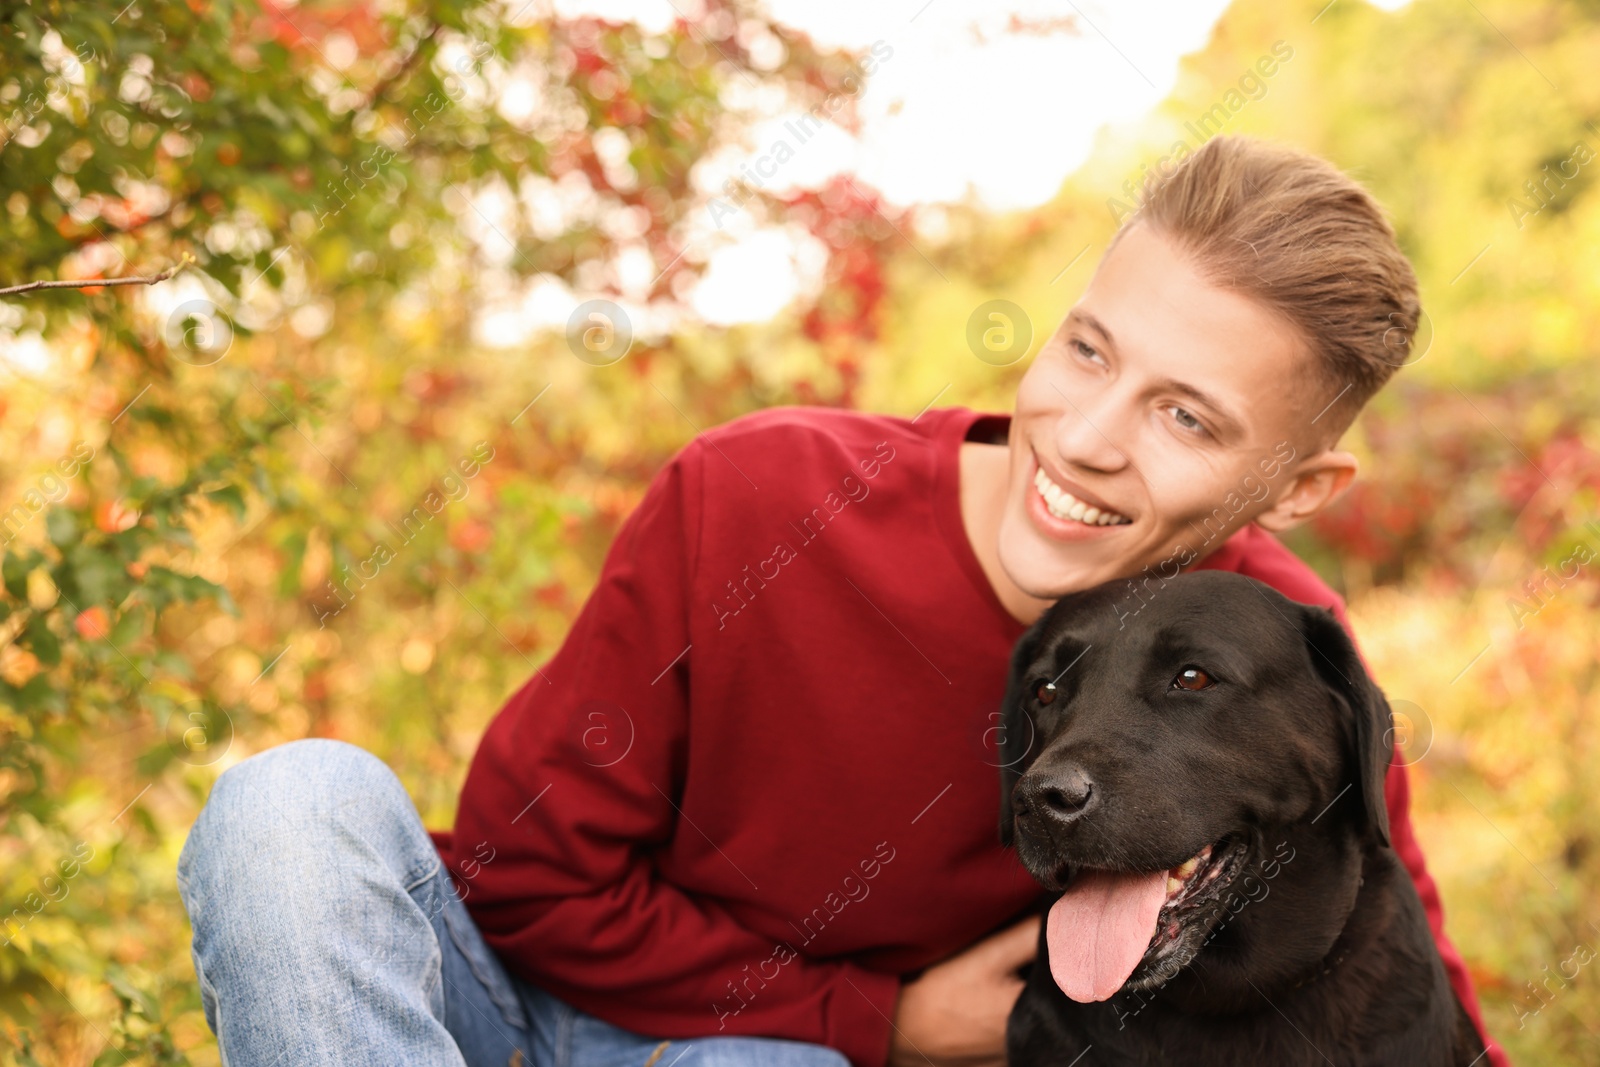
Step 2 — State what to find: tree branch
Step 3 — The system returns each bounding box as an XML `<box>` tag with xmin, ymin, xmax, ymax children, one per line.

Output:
<box><xmin>0</xmin><ymin>254</ymin><xmax>194</xmax><ymax>297</ymax></box>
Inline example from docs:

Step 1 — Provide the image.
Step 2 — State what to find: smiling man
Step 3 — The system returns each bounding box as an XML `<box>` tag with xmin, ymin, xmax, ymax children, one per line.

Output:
<box><xmin>177</xmin><ymin>136</ymin><xmax>1506</xmax><ymax>1067</ymax></box>
<box><xmin>969</xmin><ymin>213</ymin><xmax>1358</xmax><ymax>626</ymax></box>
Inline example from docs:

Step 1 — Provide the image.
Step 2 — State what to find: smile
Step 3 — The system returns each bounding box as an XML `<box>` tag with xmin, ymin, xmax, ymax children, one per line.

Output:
<box><xmin>1131</xmin><ymin>836</ymin><xmax>1252</xmax><ymax>989</ymax></box>
<box><xmin>1033</xmin><ymin>467</ymin><xmax>1131</xmax><ymax>527</ymax></box>
<box><xmin>1152</xmin><ymin>840</ymin><xmax>1236</xmax><ymax>940</ymax></box>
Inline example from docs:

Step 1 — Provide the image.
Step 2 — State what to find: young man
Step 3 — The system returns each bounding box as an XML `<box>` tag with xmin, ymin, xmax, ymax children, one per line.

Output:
<box><xmin>177</xmin><ymin>136</ymin><xmax>1507</xmax><ymax>1067</ymax></box>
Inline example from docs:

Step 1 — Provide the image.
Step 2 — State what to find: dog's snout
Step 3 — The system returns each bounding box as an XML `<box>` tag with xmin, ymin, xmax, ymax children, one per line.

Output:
<box><xmin>1016</xmin><ymin>766</ymin><xmax>1098</xmax><ymax>825</ymax></box>
<box><xmin>1039</xmin><ymin>767</ymin><xmax>1096</xmax><ymax>818</ymax></box>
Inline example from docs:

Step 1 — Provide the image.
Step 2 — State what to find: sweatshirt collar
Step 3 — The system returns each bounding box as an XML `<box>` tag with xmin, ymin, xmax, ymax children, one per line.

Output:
<box><xmin>930</xmin><ymin>406</ymin><xmax>1029</xmax><ymax>639</ymax></box>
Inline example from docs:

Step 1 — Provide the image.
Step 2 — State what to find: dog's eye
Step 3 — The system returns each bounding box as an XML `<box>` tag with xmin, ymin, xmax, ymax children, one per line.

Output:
<box><xmin>1173</xmin><ymin>666</ymin><xmax>1214</xmax><ymax>691</ymax></box>
<box><xmin>1034</xmin><ymin>679</ymin><xmax>1058</xmax><ymax>706</ymax></box>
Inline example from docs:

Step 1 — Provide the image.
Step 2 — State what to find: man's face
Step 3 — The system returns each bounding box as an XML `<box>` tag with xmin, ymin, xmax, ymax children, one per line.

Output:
<box><xmin>997</xmin><ymin>222</ymin><xmax>1327</xmax><ymax>599</ymax></box>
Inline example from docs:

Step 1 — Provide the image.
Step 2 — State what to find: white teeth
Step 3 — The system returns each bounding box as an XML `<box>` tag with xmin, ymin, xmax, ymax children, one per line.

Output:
<box><xmin>1033</xmin><ymin>467</ymin><xmax>1128</xmax><ymax>527</ymax></box>
<box><xmin>1175</xmin><ymin>856</ymin><xmax>1200</xmax><ymax>879</ymax></box>
<box><xmin>1166</xmin><ymin>876</ymin><xmax>1181</xmax><ymax>897</ymax></box>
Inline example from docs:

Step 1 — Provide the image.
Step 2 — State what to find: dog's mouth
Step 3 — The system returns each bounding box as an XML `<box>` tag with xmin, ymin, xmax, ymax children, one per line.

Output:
<box><xmin>1043</xmin><ymin>835</ymin><xmax>1250</xmax><ymax>1003</ymax></box>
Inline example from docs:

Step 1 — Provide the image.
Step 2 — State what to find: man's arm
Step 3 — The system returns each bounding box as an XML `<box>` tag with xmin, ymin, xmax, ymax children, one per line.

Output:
<box><xmin>449</xmin><ymin>438</ymin><xmax>900</xmax><ymax>1067</ymax></box>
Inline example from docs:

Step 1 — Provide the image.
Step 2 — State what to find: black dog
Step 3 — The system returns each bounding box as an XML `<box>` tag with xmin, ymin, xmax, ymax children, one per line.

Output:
<box><xmin>997</xmin><ymin>571</ymin><xmax>1488</xmax><ymax>1066</ymax></box>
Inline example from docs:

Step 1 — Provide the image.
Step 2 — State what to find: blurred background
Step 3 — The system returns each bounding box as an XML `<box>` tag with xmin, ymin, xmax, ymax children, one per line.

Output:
<box><xmin>1</xmin><ymin>0</ymin><xmax>1596</xmax><ymax>1061</ymax></box>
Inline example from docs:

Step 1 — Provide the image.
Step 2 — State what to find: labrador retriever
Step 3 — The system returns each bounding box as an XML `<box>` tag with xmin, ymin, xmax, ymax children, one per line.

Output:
<box><xmin>997</xmin><ymin>571</ymin><xmax>1488</xmax><ymax>1066</ymax></box>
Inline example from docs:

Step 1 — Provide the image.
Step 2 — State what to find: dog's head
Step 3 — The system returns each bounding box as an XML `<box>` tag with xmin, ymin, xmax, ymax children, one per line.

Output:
<box><xmin>997</xmin><ymin>570</ymin><xmax>1392</xmax><ymax>1003</ymax></box>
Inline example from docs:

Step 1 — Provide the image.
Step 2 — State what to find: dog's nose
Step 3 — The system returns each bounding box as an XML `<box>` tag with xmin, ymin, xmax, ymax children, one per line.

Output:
<box><xmin>1016</xmin><ymin>767</ymin><xmax>1097</xmax><ymax>825</ymax></box>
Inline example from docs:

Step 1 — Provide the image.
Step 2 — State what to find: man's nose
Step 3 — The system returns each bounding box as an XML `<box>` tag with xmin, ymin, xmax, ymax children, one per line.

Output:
<box><xmin>1014</xmin><ymin>765</ymin><xmax>1099</xmax><ymax>827</ymax></box>
<box><xmin>1052</xmin><ymin>389</ymin><xmax>1131</xmax><ymax>474</ymax></box>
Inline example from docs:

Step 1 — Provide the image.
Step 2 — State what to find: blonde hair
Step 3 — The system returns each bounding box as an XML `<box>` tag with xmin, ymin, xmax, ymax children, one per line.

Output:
<box><xmin>1122</xmin><ymin>136</ymin><xmax>1421</xmax><ymax>444</ymax></box>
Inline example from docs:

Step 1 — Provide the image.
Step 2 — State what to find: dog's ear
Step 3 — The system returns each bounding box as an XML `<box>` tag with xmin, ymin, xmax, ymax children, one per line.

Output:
<box><xmin>1298</xmin><ymin>603</ymin><xmax>1392</xmax><ymax>848</ymax></box>
<box><xmin>998</xmin><ymin>616</ymin><xmax>1049</xmax><ymax>848</ymax></box>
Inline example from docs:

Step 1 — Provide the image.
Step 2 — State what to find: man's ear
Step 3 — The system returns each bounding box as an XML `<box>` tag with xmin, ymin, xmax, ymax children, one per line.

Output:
<box><xmin>998</xmin><ymin>617</ymin><xmax>1048</xmax><ymax>848</ymax></box>
<box><xmin>1297</xmin><ymin>603</ymin><xmax>1392</xmax><ymax>848</ymax></box>
<box><xmin>1255</xmin><ymin>449</ymin><xmax>1359</xmax><ymax>534</ymax></box>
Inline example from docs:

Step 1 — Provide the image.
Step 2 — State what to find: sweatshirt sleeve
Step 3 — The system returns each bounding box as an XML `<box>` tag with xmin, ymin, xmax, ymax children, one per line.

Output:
<box><xmin>1328</xmin><ymin>599</ymin><xmax>1510</xmax><ymax>1067</ymax></box>
<box><xmin>449</xmin><ymin>437</ymin><xmax>901</xmax><ymax>1067</ymax></box>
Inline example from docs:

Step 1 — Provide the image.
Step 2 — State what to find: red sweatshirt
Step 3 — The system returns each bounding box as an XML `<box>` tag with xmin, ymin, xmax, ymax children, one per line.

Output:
<box><xmin>431</xmin><ymin>405</ymin><xmax>1504</xmax><ymax>1067</ymax></box>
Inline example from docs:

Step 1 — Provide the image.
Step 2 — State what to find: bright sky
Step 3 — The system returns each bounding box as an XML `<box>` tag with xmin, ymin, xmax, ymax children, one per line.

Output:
<box><xmin>490</xmin><ymin>0</ymin><xmax>1400</xmax><ymax>341</ymax></box>
<box><xmin>494</xmin><ymin>0</ymin><xmax>1248</xmax><ymax>341</ymax></box>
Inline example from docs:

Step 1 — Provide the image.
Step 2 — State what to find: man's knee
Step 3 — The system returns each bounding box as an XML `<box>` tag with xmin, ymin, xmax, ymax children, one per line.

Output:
<box><xmin>684</xmin><ymin>1039</ymin><xmax>851</xmax><ymax>1067</ymax></box>
<box><xmin>177</xmin><ymin>738</ymin><xmax>423</xmax><ymax>907</ymax></box>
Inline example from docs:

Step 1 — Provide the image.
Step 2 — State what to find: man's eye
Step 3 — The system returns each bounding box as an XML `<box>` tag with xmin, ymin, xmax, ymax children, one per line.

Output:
<box><xmin>1168</xmin><ymin>405</ymin><xmax>1208</xmax><ymax>436</ymax></box>
<box><xmin>1072</xmin><ymin>339</ymin><xmax>1103</xmax><ymax>363</ymax></box>
<box><xmin>1172</xmin><ymin>666</ymin><xmax>1214</xmax><ymax>691</ymax></box>
<box><xmin>1034</xmin><ymin>679</ymin><xmax>1059</xmax><ymax>705</ymax></box>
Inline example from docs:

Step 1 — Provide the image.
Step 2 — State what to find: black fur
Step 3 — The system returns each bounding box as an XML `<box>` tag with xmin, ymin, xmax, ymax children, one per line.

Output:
<box><xmin>999</xmin><ymin>571</ymin><xmax>1488</xmax><ymax>1066</ymax></box>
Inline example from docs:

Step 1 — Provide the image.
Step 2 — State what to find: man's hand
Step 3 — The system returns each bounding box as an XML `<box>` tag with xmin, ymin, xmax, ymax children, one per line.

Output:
<box><xmin>887</xmin><ymin>915</ymin><xmax>1040</xmax><ymax>1067</ymax></box>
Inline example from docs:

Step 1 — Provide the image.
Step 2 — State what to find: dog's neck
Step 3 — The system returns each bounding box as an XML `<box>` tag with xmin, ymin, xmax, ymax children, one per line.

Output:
<box><xmin>1284</xmin><ymin>918</ymin><xmax>1355</xmax><ymax>991</ymax></box>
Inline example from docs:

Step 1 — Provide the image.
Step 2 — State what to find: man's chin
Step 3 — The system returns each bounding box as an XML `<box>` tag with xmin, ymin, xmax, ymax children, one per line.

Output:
<box><xmin>997</xmin><ymin>524</ymin><xmax>1128</xmax><ymax>602</ymax></box>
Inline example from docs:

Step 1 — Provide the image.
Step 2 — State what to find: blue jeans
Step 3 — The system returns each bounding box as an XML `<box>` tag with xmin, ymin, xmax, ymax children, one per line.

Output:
<box><xmin>176</xmin><ymin>738</ymin><xmax>851</xmax><ymax>1067</ymax></box>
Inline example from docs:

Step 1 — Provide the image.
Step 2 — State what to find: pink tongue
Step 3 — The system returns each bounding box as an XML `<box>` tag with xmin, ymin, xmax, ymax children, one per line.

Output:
<box><xmin>1046</xmin><ymin>869</ymin><xmax>1168</xmax><ymax>1002</ymax></box>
